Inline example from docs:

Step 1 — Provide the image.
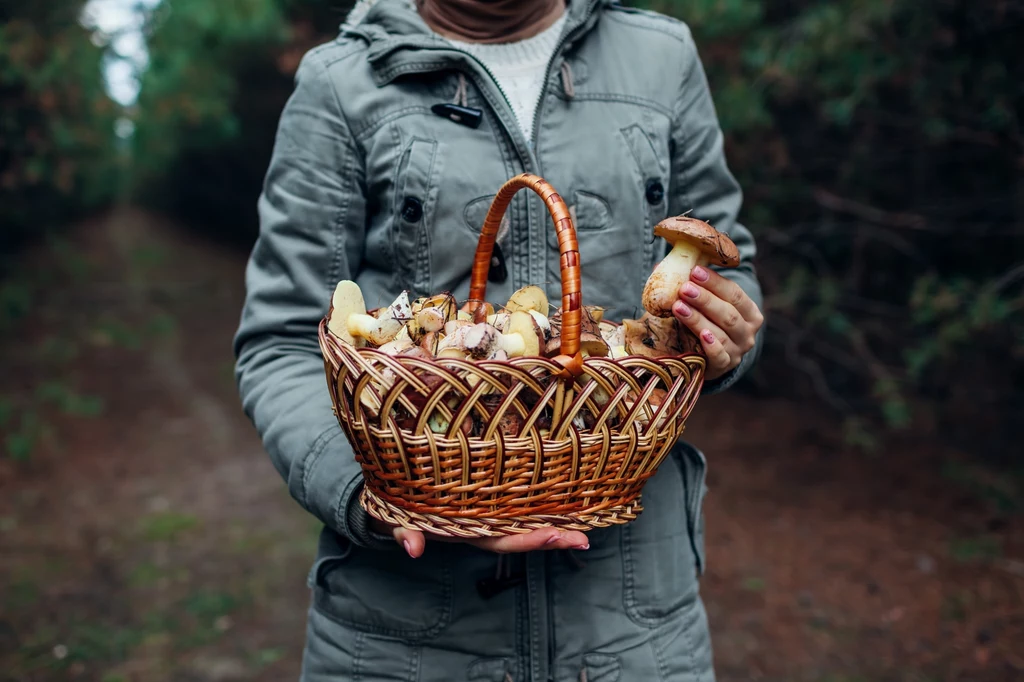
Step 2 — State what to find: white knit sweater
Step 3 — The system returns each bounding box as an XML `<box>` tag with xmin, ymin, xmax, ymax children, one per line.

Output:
<box><xmin>344</xmin><ymin>0</ymin><xmax>565</xmax><ymax>143</ymax></box>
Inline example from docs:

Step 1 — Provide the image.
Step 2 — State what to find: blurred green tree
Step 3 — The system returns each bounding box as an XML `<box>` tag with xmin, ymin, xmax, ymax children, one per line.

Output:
<box><xmin>0</xmin><ymin>0</ymin><xmax>122</xmax><ymax>255</ymax></box>
<box><xmin>130</xmin><ymin>0</ymin><xmax>346</xmax><ymax>245</ymax></box>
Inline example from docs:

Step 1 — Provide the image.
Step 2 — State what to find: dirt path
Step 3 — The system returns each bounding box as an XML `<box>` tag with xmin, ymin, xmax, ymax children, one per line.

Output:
<box><xmin>1</xmin><ymin>208</ymin><xmax>1021</xmax><ymax>682</ymax></box>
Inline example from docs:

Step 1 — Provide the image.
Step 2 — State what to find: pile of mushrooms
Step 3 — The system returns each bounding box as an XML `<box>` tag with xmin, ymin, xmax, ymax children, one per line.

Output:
<box><xmin>324</xmin><ymin>214</ymin><xmax>739</xmax><ymax>435</ymax></box>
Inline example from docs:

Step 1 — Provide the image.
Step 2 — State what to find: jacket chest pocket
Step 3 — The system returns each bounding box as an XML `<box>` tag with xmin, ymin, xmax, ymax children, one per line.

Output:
<box><xmin>620</xmin><ymin>123</ymin><xmax>670</xmax><ymax>272</ymax></box>
<box><xmin>392</xmin><ymin>137</ymin><xmax>441</xmax><ymax>297</ymax></box>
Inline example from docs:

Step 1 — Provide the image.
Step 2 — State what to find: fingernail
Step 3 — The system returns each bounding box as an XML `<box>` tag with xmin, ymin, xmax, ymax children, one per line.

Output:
<box><xmin>545</xmin><ymin>533</ymin><xmax>562</xmax><ymax>546</ymax></box>
<box><xmin>575</xmin><ymin>543</ymin><xmax>590</xmax><ymax>551</ymax></box>
<box><xmin>683</xmin><ymin>283</ymin><xmax>700</xmax><ymax>299</ymax></box>
<box><xmin>701</xmin><ymin>330</ymin><xmax>716</xmax><ymax>344</ymax></box>
<box><xmin>691</xmin><ymin>266</ymin><xmax>709</xmax><ymax>282</ymax></box>
<box><xmin>675</xmin><ymin>301</ymin><xmax>692</xmax><ymax>317</ymax></box>
<box><xmin>403</xmin><ymin>540</ymin><xmax>414</xmax><ymax>557</ymax></box>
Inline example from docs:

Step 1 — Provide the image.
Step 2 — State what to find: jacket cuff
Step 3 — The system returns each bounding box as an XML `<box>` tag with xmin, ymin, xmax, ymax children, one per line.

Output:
<box><xmin>344</xmin><ymin>485</ymin><xmax>401</xmax><ymax>550</ymax></box>
<box><xmin>700</xmin><ymin>327</ymin><xmax>762</xmax><ymax>396</ymax></box>
<box><xmin>298</xmin><ymin>427</ymin><xmax>388</xmax><ymax>549</ymax></box>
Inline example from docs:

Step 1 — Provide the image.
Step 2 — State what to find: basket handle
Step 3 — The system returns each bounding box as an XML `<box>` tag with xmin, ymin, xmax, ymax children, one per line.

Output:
<box><xmin>467</xmin><ymin>173</ymin><xmax>584</xmax><ymax>377</ymax></box>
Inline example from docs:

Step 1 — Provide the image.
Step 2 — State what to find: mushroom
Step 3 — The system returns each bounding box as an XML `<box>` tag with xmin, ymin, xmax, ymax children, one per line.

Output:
<box><xmin>486</xmin><ymin>312</ymin><xmax>511</xmax><ymax>332</ymax></box>
<box><xmin>599</xmin><ymin>321</ymin><xmax>624</xmax><ymax>348</ymax></box>
<box><xmin>622</xmin><ymin>313</ymin><xmax>701</xmax><ymax>358</ymax></box>
<box><xmin>585</xmin><ymin>306</ymin><xmax>605</xmax><ymax>324</ymax></box>
<box><xmin>419</xmin><ymin>330</ymin><xmax>444</xmax><ymax>355</ymax></box>
<box><xmin>506</xmin><ymin>285</ymin><xmax>549</xmax><ymax>315</ymax></box>
<box><xmin>327</xmin><ymin>280</ymin><xmax>367</xmax><ymax>347</ymax></box>
<box><xmin>528</xmin><ymin>310</ymin><xmax>551</xmax><ymax>341</ymax></box>
<box><xmin>407</xmin><ymin>293</ymin><xmax>456</xmax><ymax>342</ymax></box>
<box><xmin>460</xmin><ymin>300</ymin><xmax>495</xmax><ymax>323</ymax></box>
<box><xmin>436</xmin><ymin>322</ymin><xmax>526</xmax><ymax>359</ymax></box>
<box><xmin>642</xmin><ymin>216</ymin><xmax>740</xmax><ymax>318</ymax></box>
<box><xmin>347</xmin><ymin>313</ymin><xmax>404</xmax><ymax>346</ymax></box>
<box><xmin>444</xmin><ymin>319</ymin><xmax>471</xmax><ymax>336</ymax></box>
<box><xmin>347</xmin><ymin>291</ymin><xmax>412</xmax><ymax>346</ymax></box>
<box><xmin>623</xmin><ymin>387</ymin><xmax>669</xmax><ymax>427</ymax></box>
<box><xmin>377</xmin><ymin>337</ymin><xmax>414</xmax><ymax>355</ymax></box>
<box><xmin>506</xmin><ymin>311</ymin><xmax>544</xmax><ymax>357</ymax></box>
<box><xmin>544</xmin><ymin>306</ymin><xmax>609</xmax><ymax>358</ymax></box>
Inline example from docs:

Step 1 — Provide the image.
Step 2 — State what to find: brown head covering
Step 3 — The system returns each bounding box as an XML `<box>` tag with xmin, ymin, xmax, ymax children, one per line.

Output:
<box><xmin>417</xmin><ymin>0</ymin><xmax>566</xmax><ymax>44</ymax></box>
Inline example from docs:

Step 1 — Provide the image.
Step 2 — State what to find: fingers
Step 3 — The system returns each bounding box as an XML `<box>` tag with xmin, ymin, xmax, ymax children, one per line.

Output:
<box><xmin>472</xmin><ymin>528</ymin><xmax>590</xmax><ymax>554</ymax></box>
<box><xmin>672</xmin><ymin>299</ymin><xmax>734</xmax><ymax>377</ymax></box>
<box><xmin>390</xmin><ymin>525</ymin><xmax>589</xmax><ymax>557</ymax></box>
<box><xmin>691</xmin><ymin>266</ymin><xmax>764</xmax><ymax>328</ymax></box>
<box><xmin>393</xmin><ymin>526</ymin><xmax>426</xmax><ymax>558</ymax></box>
<box><xmin>677</xmin><ymin>280</ymin><xmax>748</xmax><ymax>343</ymax></box>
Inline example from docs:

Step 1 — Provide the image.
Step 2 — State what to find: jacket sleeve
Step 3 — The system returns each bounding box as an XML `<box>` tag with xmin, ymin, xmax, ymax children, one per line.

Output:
<box><xmin>232</xmin><ymin>49</ymin><xmax>390</xmax><ymax>549</ymax></box>
<box><xmin>666</xmin><ymin>29</ymin><xmax>765</xmax><ymax>395</ymax></box>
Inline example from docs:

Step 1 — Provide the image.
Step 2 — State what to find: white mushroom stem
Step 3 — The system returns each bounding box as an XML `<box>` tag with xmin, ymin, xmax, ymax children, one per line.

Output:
<box><xmin>348</xmin><ymin>313</ymin><xmax>403</xmax><ymax>346</ymax></box>
<box><xmin>643</xmin><ymin>240</ymin><xmax>707</xmax><ymax>318</ymax></box>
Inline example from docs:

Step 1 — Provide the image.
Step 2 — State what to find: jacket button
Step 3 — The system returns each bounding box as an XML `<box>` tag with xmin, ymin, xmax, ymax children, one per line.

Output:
<box><xmin>401</xmin><ymin>196</ymin><xmax>423</xmax><ymax>223</ymax></box>
<box><xmin>645</xmin><ymin>180</ymin><xmax>664</xmax><ymax>205</ymax></box>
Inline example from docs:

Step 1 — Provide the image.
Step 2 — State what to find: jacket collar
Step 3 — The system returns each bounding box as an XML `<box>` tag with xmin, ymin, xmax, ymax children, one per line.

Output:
<box><xmin>342</xmin><ymin>0</ymin><xmax>612</xmax><ymax>85</ymax></box>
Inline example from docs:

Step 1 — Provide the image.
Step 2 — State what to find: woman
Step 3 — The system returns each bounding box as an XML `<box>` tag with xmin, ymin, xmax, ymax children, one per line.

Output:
<box><xmin>233</xmin><ymin>0</ymin><xmax>764</xmax><ymax>679</ymax></box>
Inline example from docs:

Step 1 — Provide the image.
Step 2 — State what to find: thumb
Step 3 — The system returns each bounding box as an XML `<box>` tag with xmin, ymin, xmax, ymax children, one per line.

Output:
<box><xmin>392</xmin><ymin>526</ymin><xmax>425</xmax><ymax>558</ymax></box>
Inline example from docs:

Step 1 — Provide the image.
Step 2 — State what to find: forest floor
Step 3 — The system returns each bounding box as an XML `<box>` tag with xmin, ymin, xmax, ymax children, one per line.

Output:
<box><xmin>1</xmin><ymin>207</ymin><xmax>1022</xmax><ymax>682</ymax></box>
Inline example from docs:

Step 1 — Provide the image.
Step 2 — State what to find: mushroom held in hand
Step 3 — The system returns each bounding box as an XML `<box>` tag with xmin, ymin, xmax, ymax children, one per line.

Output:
<box><xmin>642</xmin><ymin>216</ymin><xmax>740</xmax><ymax>318</ymax></box>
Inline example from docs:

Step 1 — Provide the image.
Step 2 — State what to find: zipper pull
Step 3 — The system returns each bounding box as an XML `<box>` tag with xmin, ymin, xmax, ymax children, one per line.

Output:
<box><xmin>431</xmin><ymin>103</ymin><xmax>483</xmax><ymax>129</ymax></box>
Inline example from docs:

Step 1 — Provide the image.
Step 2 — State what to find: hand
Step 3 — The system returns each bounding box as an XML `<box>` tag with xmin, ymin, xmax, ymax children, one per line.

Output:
<box><xmin>370</xmin><ymin>517</ymin><xmax>590</xmax><ymax>558</ymax></box>
<box><xmin>671</xmin><ymin>265</ymin><xmax>764</xmax><ymax>381</ymax></box>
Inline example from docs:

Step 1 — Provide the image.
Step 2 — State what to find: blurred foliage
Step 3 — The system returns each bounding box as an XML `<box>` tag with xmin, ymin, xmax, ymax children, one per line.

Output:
<box><xmin>130</xmin><ymin>0</ymin><xmax>346</xmax><ymax>244</ymax></box>
<box><xmin>636</xmin><ymin>0</ymin><xmax>1024</xmax><ymax>458</ymax></box>
<box><xmin>0</xmin><ymin>0</ymin><xmax>123</xmax><ymax>255</ymax></box>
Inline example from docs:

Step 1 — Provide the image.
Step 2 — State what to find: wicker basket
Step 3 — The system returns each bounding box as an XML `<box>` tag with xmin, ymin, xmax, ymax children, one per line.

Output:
<box><xmin>318</xmin><ymin>173</ymin><xmax>706</xmax><ymax>538</ymax></box>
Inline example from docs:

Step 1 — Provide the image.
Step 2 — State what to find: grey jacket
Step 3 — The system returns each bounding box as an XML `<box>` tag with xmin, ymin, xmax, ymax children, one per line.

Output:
<box><xmin>233</xmin><ymin>0</ymin><xmax>762</xmax><ymax>679</ymax></box>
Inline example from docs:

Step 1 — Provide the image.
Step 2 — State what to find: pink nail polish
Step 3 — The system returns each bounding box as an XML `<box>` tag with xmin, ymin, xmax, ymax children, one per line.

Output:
<box><xmin>575</xmin><ymin>543</ymin><xmax>590</xmax><ymax>551</ymax></box>
<box><xmin>692</xmin><ymin>266</ymin><xmax>709</xmax><ymax>282</ymax></box>
<box><xmin>676</xmin><ymin>302</ymin><xmax>692</xmax><ymax>317</ymax></box>
<box><xmin>701</xmin><ymin>330</ymin><xmax>716</xmax><ymax>344</ymax></box>
<box><xmin>403</xmin><ymin>540</ymin><xmax>414</xmax><ymax>557</ymax></box>
<box><xmin>683</xmin><ymin>283</ymin><xmax>700</xmax><ymax>299</ymax></box>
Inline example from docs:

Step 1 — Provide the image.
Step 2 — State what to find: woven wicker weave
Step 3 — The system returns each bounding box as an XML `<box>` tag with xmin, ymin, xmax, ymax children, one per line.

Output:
<box><xmin>318</xmin><ymin>173</ymin><xmax>706</xmax><ymax>537</ymax></box>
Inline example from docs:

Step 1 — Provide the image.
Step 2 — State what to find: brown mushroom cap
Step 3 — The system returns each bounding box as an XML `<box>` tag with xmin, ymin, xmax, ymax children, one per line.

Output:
<box><xmin>653</xmin><ymin>216</ymin><xmax>740</xmax><ymax>268</ymax></box>
<box><xmin>544</xmin><ymin>306</ymin><xmax>609</xmax><ymax>357</ymax></box>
